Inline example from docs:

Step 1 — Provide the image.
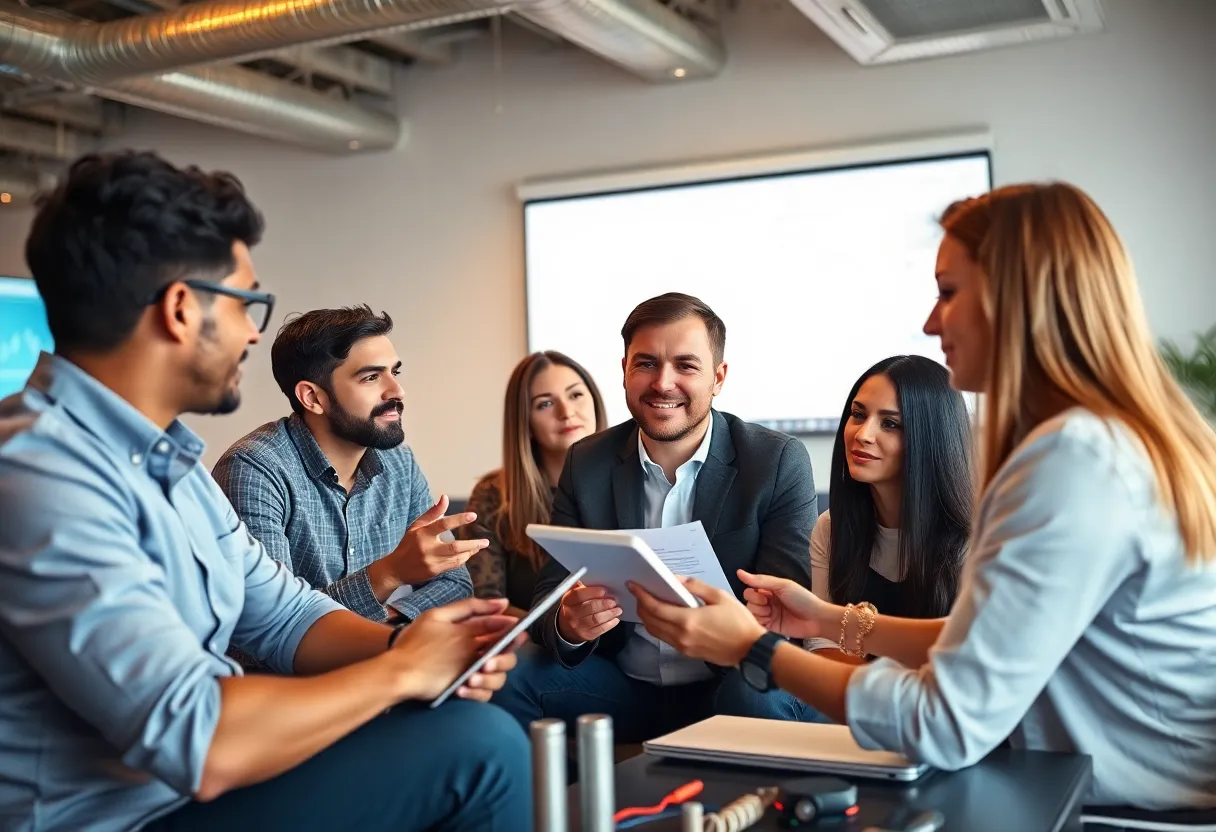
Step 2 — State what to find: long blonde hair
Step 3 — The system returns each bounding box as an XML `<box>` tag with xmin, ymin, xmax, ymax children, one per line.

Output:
<box><xmin>495</xmin><ymin>351</ymin><xmax>608</xmax><ymax>568</ymax></box>
<box><xmin>942</xmin><ymin>183</ymin><xmax>1216</xmax><ymax>564</ymax></box>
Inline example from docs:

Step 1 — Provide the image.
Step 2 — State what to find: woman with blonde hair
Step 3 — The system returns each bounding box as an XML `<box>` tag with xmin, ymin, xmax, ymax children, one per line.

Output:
<box><xmin>464</xmin><ymin>351</ymin><xmax>607</xmax><ymax>618</ymax></box>
<box><xmin>628</xmin><ymin>182</ymin><xmax>1216</xmax><ymax>809</ymax></box>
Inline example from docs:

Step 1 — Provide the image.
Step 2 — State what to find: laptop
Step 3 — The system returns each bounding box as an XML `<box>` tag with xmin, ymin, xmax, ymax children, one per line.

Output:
<box><xmin>643</xmin><ymin>716</ymin><xmax>932</xmax><ymax>782</ymax></box>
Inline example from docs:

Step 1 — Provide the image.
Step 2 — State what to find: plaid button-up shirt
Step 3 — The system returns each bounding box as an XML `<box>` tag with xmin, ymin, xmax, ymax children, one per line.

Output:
<box><xmin>212</xmin><ymin>414</ymin><xmax>471</xmax><ymax>622</ymax></box>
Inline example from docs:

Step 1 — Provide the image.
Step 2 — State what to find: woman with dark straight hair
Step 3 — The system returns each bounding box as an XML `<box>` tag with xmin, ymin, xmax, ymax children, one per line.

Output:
<box><xmin>462</xmin><ymin>351</ymin><xmax>608</xmax><ymax>618</ymax></box>
<box><xmin>812</xmin><ymin>355</ymin><xmax>972</xmax><ymax>659</ymax></box>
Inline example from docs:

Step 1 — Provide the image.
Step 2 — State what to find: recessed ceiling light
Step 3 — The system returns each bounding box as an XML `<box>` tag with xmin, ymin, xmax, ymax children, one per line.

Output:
<box><xmin>0</xmin><ymin>193</ymin><xmax>11</xmax><ymax>204</ymax></box>
<box><xmin>672</xmin><ymin>67</ymin><xmax>687</xmax><ymax>78</ymax></box>
<box><xmin>348</xmin><ymin>140</ymin><xmax>361</xmax><ymax>150</ymax></box>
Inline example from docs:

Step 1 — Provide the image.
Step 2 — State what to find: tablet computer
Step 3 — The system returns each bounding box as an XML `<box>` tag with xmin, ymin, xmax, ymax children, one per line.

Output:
<box><xmin>525</xmin><ymin>524</ymin><xmax>700</xmax><ymax>622</ymax></box>
<box><xmin>429</xmin><ymin>565</ymin><xmax>587</xmax><ymax>708</ymax></box>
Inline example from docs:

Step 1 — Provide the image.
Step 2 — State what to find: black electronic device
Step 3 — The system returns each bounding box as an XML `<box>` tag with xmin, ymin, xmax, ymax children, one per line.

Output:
<box><xmin>775</xmin><ymin>776</ymin><xmax>859</xmax><ymax>827</ymax></box>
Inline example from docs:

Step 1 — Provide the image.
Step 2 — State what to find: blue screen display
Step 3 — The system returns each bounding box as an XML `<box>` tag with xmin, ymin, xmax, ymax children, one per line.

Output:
<box><xmin>0</xmin><ymin>277</ymin><xmax>53</xmax><ymax>399</ymax></box>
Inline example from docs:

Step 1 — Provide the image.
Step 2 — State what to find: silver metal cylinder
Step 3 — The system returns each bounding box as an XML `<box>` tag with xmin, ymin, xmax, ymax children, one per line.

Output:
<box><xmin>530</xmin><ymin>719</ymin><xmax>568</xmax><ymax>832</ymax></box>
<box><xmin>576</xmin><ymin>714</ymin><xmax>615</xmax><ymax>832</ymax></box>
<box><xmin>682</xmin><ymin>801</ymin><xmax>704</xmax><ymax>831</ymax></box>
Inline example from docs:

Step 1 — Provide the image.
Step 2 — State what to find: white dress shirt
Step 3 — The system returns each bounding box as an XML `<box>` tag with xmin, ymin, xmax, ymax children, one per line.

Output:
<box><xmin>559</xmin><ymin>421</ymin><xmax>716</xmax><ymax>686</ymax></box>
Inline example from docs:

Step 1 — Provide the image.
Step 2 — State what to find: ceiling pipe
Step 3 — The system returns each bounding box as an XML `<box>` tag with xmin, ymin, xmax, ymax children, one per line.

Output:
<box><xmin>1</xmin><ymin>6</ymin><xmax>401</xmax><ymax>152</ymax></box>
<box><xmin>0</xmin><ymin>0</ymin><xmax>723</xmax><ymax>152</ymax></box>
<box><xmin>1</xmin><ymin>0</ymin><xmax>723</xmax><ymax>87</ymax></box>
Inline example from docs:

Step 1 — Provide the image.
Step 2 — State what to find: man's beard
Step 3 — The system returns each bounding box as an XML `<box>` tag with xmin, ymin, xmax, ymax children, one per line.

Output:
<box><xmin>190</xmin><ymin>317</ymin><xmax>244</xmax><ymax>415</ymax></box>
<box><xmin>328</xmin><ymin>398</ymin><xmax>405</xmax><ymax>450</ymax></box>
<box><xmin>629</xmin><ymin>392</ymin><xmax>712</xmax><ymax>443</ymax></box>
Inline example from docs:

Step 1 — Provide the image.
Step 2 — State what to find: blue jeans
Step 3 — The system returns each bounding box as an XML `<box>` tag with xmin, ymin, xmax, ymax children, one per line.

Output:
<box><xmin>148</xmin><ymin>700</ymin><xmax>531</xmax><ymax>831</ymax></box>
<box><xmin>714</xmin><ymin>669</ymin><xmax>834</xmax><ymax>724</ymax></box>
<box><xmin>493</xmin><ymin>648</ymin><xmax>831</xmax><ymax>743</ymax></box>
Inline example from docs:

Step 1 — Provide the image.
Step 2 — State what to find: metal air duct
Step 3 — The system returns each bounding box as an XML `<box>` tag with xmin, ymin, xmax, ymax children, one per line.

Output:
<box><xmin>1</xmin><ymin>0</ymin><xmax>723</xmax><ymax>87</ymax></box>
<box><xmin>1</xmin><ymin>6</ymin><xmax>401</xmax><ymax>152</ymax></box>
<box><xmin>0</xmin><ymin>0</ymin><xmax>722</xmax><ymax>152</ymax></box>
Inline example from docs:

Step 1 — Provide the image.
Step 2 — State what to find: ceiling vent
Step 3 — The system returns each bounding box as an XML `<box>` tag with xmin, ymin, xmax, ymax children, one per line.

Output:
<box><xmin>790</xmin><ymin>0</ymin><xmax>1105</xmax><ymax>65</ymax></box>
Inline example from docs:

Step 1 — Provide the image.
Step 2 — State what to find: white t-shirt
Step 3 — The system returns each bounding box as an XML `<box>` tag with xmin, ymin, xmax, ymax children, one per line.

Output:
<box><xmin>806</xmin><ymin>510</ymin><xmax>902</xmax><ymax>652</ymax></box>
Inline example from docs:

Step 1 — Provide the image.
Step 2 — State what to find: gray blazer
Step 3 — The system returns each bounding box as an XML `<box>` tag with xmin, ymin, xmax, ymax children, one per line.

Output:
<box><xmin>529</xmin><ymin>409</ymin><xmax>818</xmax><ymax>666</ymax></box>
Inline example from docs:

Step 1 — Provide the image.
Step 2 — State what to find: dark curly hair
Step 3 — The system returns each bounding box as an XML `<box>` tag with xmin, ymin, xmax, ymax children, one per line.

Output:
<box><xmin>24</xmin><ymin>150</ymin><xmax>265</xmax><ymax>353</ymax></box>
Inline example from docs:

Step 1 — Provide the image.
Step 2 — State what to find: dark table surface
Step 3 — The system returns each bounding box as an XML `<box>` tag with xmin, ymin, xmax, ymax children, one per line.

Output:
<box><xmin>566</xmin><ymin>748</ymin><xmax>1092</xmax><ymax>831</ymax></box>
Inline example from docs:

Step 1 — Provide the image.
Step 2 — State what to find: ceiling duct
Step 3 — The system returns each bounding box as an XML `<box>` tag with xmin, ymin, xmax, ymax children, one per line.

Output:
<box><xmin>105</xmin><ymin>65</ymin><xmax>403</xmax><ymax>152</ymax></box>
<box><xmin>0</xmin><ymin>0</ymin><xmax>723</xmax><ymax>86</ymax></box>
<box><xmin>515</xmin><ymin>0</ymin><xmax>724</xmax><ymax>82</ymax></box>
<box><xmin>0</xmin><ymin>0</ymin><xmax>723</xmax><ymax>153</ymax></box>
<box><xmin>1</xmin><ymin>5</ymin><xmax>401</xmax><ymax>152</ymax></box>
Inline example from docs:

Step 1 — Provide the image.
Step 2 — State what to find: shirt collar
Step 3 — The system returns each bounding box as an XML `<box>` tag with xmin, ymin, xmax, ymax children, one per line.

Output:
<box><xmin>285</xmin><ymin>412</ymin><xmax>385</xmax><ymax>484</ymax></box>
<box><xmin>637</xmin><ymin>418</ymin><xmax>713</xmax><ymax>479</ymax></box>
<box><xmin>29</xmin><ymin>352</ymin><xmax>204</xmax><ymax>483</ymax></box>
<box><xmin>286</xmin><ymin>412</ymin><xmax>337</xmax><ymax>482</ymax></box>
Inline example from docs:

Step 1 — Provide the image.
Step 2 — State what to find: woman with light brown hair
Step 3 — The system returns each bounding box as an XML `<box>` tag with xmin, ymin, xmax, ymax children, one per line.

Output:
<box><xmin>627</xmin><ymin>182</ymin><xmax>1216</xmax><ymax>809</ymax></box>
<box><xmin>463</xmin><ymin>351</ymin><xmax>608</xmax><ymax>618</ymax></box>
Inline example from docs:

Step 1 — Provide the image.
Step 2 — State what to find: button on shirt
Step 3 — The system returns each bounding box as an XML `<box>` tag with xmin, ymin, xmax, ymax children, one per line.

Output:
<box><xmin>0</xmin><ymin>354</ymin><xmax>342</xmax><ymax>831</ymax></box>
<box><xmin>557</xmin><ymin>425</ymin><xmax>716</xmax><ymax>686</ymax></box>
<box><xmin>212</xmin><ymin>414</ymin><xmax>471</xmax><ymax>623</ymax></box>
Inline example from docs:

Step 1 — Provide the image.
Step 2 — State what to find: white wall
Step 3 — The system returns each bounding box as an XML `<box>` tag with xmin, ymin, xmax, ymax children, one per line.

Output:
<box><xmin>1</xmin><ymin>0</ymin><xmax>1214</xmax><ymax>497</ymax></box>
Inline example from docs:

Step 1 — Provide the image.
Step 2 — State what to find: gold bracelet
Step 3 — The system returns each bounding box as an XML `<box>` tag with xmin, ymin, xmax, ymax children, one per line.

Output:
<box><xmin>854</xmin><ymin>602</ymin><xmax>877</xmax><ymax>657</ymax></box>
<box><xmin>838</xmin><ymin>603</ymin><xmax>854</xmax><ymax>655</ymax></box>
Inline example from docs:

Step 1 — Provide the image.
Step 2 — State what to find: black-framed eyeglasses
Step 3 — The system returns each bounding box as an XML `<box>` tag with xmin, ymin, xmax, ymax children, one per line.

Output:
<box><xmin>146</xmin><ymin>280</ymin><xmax>276</xmax><ymax>333</ymax></box>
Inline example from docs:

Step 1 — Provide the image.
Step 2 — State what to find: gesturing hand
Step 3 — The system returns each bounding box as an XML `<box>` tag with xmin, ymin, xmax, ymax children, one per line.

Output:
<box><xmin>389</xmin><ymin>495</ymin><xmax>488</xmax><ymax>587</ymax></box>
<box><xmin>738</xmin><ymin>569</ymin><xmax>829</xmax><ymax>640</ymax></box>
<box><xmin>390</xmin><ymin>596</ymin><xmax>525</xmax><ymax>704</ymax></box>
<box><xmin>628</xmin><ymin>577</ymin><xmax>766</xmax><ymax>667</ymax></box>
<box><xmin>556</xmin><ymin>583</ymin><xmax>622</xmax><ymax>644</ymax></box>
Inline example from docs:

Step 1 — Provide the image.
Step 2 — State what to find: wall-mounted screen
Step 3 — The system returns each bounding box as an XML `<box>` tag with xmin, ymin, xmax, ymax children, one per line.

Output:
<box><xmin>0</xmin><ymin>277</ymin><xmax>53</xmax><ymax>399</ymax></box>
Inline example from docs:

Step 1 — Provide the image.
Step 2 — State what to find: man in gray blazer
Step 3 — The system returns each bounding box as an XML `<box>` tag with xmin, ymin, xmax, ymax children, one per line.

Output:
<box><xmin>494</xmin><ymin>293</ymin><xmax>822</xmax><ymax>742</ymax></box>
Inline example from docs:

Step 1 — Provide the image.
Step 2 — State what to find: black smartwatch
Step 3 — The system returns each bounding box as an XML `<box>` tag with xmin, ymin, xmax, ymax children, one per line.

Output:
<box><xmin>740</xmin><ymin>631</ymin><xmax>784</xmax><ymax>692</ymax></box>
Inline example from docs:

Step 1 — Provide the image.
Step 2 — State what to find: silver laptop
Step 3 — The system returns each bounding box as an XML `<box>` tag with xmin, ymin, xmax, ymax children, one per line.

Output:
<box><xmin>643</xmin><ymin>716</ymin><xmax>931</xmax><ymax>782</ymax></box>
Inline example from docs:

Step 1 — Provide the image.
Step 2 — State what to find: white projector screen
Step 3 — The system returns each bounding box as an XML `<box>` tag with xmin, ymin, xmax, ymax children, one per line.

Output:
<box><xmin>523</xmin><ymin>142</ymin><xmax>992</xmax><ymax>434</ymax></box>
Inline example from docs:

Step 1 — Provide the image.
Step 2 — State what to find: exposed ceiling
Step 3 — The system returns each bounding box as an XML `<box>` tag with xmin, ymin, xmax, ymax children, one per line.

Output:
<box><xmin>0</xmin><ymin>0</ymin><xmax>1105</xmax><ymax>207</ymax></box>
<box><xmin>0</xmin><ymin>0</ymin><xmax>726</xmax><ymax>202</ymax></box>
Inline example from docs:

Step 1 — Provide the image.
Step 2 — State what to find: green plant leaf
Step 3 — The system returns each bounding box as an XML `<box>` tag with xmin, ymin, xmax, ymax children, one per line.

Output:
<box><xmin>1161</xmin><ymin>324</ymin><xmax>1216</xmax><ymax>421</ymax></box>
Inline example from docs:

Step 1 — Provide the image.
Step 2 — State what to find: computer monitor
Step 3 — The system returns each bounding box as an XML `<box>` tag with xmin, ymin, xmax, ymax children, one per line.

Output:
<box><xmin>0</xmin><ymin>277</ymin><xmax>53</xmax><ymax>399</ymax></box>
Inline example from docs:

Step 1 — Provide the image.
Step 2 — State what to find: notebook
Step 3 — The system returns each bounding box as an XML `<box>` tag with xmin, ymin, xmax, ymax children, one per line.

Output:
<box><xmin>643</xmin><ymin>716</ymin><xmax>932</xmax><ymax>782</ymax></box>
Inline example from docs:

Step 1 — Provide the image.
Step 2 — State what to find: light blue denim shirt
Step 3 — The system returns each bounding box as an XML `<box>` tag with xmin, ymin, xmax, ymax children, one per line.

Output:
<box><xmin>0</xmin><ymin>353</ymin><xmax>344</xmax><ymax>830</ymax></box>
<box><xmin>846</xmin><ymin>408</ymin><xmax>1216</xmax><ymax>808</ymax></box>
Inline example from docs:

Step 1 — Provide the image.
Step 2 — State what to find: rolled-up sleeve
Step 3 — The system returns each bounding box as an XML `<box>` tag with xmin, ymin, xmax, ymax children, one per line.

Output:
<box><xmin>226</xmin><ymin>513</ymin><xmax>344</xmax><ymax>674</ymax></box>
<box><xmin>0</xmin><ymin>466</ymin><xmax>228</xmax><ymax>796</ymax></box>
<box><xmin>214</xmin><ymin>452</ymin><xmax>385</xmax><ymax>622</ymax></box>
<box><xmin>845</xmin><ymin>429</ymin><xmax>1140</xmax><ymax>770</ymax></box>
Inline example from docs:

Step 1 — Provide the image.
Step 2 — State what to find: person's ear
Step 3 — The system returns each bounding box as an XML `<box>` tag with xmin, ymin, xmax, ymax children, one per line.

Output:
<box><xmin>156</xmin><ymin>282</ymin><xmax>201</xmax><ymax>345</ymax></box>
<box><xmin>295</xmin><ymin>382</ymin><xmax>329</xmax><ymax>416</ymax></box>
<box><xmin>712</xmin><ymin>361</ymin><xmax>728</xmax><ymax>396</ymax></box>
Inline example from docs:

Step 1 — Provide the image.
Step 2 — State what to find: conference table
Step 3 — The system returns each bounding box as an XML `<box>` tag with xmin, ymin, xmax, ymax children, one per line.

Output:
<box><xmin>566</xmin><ymin>747</ymin><xmax>1092</xmax><ymax>831</ymax></box>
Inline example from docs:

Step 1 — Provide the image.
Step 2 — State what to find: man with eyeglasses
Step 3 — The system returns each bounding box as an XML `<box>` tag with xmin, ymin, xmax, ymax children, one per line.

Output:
<box><xmin>213</xmin><ymin>306</ymin><xmax>477</xmax><ymax>635</ymax></box>
<box><xmin>0</xmin><ymin>151</ymin><xmax>531</xmax><ymax>831</ymax></box>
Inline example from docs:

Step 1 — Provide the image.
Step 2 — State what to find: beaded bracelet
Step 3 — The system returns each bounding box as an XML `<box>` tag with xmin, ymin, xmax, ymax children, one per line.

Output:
<box><xmin>837</xmin><ymin>602</ymin><xmax>878</xmax><ymax>657</ymax></box>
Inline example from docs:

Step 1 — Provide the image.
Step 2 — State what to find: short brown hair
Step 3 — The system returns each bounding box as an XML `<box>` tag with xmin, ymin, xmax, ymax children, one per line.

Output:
<box><xmin>621</xmin><ymin>292</ymin><xmax>726</xmax><ymax>365</ymax></box>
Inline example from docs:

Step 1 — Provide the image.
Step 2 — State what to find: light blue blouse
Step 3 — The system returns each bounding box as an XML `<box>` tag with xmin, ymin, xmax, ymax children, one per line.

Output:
<box><xmin>847</xmin><ymin>408</ymin><xmax>1216</xmax><ymax>808</ymax></box>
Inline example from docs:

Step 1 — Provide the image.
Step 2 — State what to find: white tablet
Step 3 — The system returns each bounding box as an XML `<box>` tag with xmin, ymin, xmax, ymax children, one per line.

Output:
<box><xmin>525</xmin><ymin>525</ymin><xmax>700</xmax><ymax>622</ymax></box>
<box><xmin>429</xmin><ymin>566</ymin><xmax>587</xmax><ymax>708</ymax></box>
